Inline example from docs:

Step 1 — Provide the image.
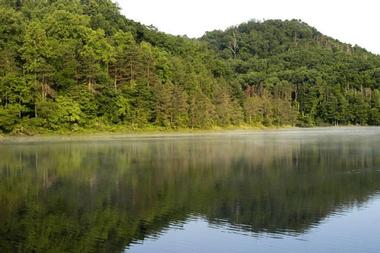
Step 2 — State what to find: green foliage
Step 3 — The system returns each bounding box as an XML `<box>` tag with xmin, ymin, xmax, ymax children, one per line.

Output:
<box><xmin>37</xmin><ymin>96</ymin><xmax>82</xmax><ymax>130</ymax></box>
<box><xmin>0</xmin><ymin>104</ymin><xmax>22</xmax><ymax>132</ymax></box>
<box><xmin>98</xmin><ymin>89</ymin><xmax>130</xmax><ymax>124</ymax></box>
<box><xmin>203</xmin><ymin>20</ymin><xmax>380</xmax><ymax>126</ymax></box>
<box><xmin>1</xmin><ymin>1</ymin><xmax>380</xmax><ymax>134</ymax></box>
<box><xmin>188</xmin><ymin>91</ymin><xmax>216</xmax><ymax>128</ymax></box>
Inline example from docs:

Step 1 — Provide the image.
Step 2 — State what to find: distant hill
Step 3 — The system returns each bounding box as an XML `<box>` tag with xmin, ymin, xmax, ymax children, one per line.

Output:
<box><xmin>202</xmin><ymin>19</ymin><xmax>380</xmax><ymax>125</ymax></box>
<box><xmin>1</xmin><ymin>0</ymin><xmax>380</xmax><ymax>134</ymax></box>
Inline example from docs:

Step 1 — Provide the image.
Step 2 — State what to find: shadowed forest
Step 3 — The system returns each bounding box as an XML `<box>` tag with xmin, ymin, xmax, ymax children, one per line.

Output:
<box><xmin>1</xmin><ymin>0</ymin><xmax>380</xmax><ymax>134</ymax></box>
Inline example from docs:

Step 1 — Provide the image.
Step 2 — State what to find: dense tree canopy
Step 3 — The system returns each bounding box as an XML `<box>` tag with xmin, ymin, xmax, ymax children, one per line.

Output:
<box><xmin>0</xmin><ymin>0</ymin><xmax>379</xmax><ymax>133</ymax></box>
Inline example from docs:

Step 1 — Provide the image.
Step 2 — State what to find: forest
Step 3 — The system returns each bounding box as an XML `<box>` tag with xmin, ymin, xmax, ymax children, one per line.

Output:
<box><xmin>1</xmin><ymin>0</ymin><xmax>380</xmax><ymax>134</ymax></box>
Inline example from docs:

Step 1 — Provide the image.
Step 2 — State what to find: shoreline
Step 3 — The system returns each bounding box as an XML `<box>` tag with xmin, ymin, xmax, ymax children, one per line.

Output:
<box><xmin>1</xmin><ymin>126</ymin><xmax>378</xmax><ymax>144</ymax></box>
<box><xmin>0</xmin><ymin>126</ymin><xmax>278</xmax><ymax>143</ymax></box>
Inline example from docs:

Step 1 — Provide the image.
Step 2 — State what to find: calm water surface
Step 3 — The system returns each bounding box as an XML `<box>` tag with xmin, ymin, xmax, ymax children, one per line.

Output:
<box><xmin>1</xmin><ymin>127</ymin><xmax>380</xmax><ymax>252</ymax></box>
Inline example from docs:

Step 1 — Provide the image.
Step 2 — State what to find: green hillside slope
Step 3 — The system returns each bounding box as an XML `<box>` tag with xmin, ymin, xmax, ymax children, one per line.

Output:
<box><xmin>0</xmin><ymin>0</ymin><xmax>379</xmax><ymax>134</ymax></box>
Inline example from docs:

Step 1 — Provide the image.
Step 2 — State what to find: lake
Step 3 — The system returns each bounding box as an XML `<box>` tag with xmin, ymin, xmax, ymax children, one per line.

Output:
<box><xmin>1</xmin><ymin>127</ymin><xmax>380</xmax><ymax>253</ymax></box>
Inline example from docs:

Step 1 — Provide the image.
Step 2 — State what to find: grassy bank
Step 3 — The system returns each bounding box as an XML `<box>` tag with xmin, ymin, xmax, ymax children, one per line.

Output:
<box><xmin>0</xmin><ymin>124</ymin><xmax>298</xmax><ymax>143</ymax></box>
<box><xmin>2</xmin><ymin>125</ymin><xmax>377</xmax><ymax>144</ymax></box>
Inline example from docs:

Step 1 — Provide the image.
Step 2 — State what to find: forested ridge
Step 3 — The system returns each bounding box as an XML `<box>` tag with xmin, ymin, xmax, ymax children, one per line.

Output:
<box><xmin>1</xmin><ymin>0</ymin><xmax>380</xmax><ymax>134</ymax></box>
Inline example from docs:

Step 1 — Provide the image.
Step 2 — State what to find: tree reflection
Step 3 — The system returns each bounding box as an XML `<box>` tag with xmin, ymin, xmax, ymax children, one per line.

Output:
<box><xmin>1</xmin><ymin>133</ymin><xmax>380</xmax><ymax>252</ymax></box>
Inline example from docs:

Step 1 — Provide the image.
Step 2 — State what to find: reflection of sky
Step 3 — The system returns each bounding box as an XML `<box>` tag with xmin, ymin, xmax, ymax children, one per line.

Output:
<box><xmin>127</xmin><ymin>195</ymin><xmax>380</xmax><ymax>253</ymax></box>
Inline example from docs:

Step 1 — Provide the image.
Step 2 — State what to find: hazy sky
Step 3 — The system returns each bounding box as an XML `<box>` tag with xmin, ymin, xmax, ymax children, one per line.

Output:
<box><xmin>117</xmin><ymin>0</ymin><xmax>380</xmax><ymax>54</ymax></box>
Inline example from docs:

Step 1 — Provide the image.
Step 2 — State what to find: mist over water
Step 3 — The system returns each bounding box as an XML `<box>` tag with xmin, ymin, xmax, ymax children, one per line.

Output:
<box><xmin>1</xmin><ymin>127</ymin><xmax>380</xmax><ymax>252</ymax></box>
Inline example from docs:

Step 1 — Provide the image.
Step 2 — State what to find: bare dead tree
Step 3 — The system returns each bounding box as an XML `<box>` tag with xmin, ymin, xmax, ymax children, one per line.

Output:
<box><xmin>228</xmin><ymin>31</ymin><xmax>239</xmax><ymax>59</ymax></box>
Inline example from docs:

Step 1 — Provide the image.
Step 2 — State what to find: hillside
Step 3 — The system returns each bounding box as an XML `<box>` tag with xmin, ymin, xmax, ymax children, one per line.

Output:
<box><xmin>0</xmin><ymin>0</ymin><xmax>380</xmax><ymax>134</ymax></box>
<box><xmin>202</xmin><ymin>20</ymin><xmax>380</xmax><ymax>125</ymax></box>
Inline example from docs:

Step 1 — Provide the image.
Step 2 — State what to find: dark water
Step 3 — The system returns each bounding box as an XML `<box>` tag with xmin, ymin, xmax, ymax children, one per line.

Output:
<box><xmin>1</xmin><ymin>128</ymin><xmax>380</xmax><ymax>253</ymax></box>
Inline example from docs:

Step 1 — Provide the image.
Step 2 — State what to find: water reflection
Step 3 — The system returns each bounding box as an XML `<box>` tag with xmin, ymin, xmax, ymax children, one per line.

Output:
<box><xmin>129</xmin><ymin>196</ymin><xmax>380</xmax><ymax>253</ymax></box>
<box><xmin>0</xmin><ymin>128</ymin><xmax>380</xmax><ymax>252</ymax></box>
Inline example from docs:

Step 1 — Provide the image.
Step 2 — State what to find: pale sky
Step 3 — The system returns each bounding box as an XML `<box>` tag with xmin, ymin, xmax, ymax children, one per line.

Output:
<box><xmin>116</xmin><ymin>0</ymin><xmax>380</xmax><ymax>55</ymax></box>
